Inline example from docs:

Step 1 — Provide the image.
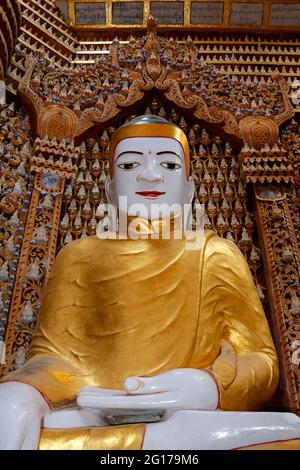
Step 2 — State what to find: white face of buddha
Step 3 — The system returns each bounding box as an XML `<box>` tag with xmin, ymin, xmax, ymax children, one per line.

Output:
<box><xmin>106</xmin><ymin>137</ymin><xmax>194</xmax><ymax>219</ymax></box>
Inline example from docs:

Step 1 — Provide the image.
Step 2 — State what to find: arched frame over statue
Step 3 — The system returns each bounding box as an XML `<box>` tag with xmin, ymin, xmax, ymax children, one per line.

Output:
<box><xmin>1</xmin><ymin>22</ymin><xmax>299</xmax><ymax>415</ymax></box>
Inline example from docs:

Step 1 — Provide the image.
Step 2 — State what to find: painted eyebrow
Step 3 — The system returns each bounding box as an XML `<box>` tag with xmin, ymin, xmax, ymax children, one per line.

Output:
<box><xmin>116</xmin><ymin>151</ymin><xmax>143</xmax><ymax>160</ymax></box>
<box><xmin>156</xmin><ymin>151</ymin><xmax>182</xmax><ymax>161</ymax></box>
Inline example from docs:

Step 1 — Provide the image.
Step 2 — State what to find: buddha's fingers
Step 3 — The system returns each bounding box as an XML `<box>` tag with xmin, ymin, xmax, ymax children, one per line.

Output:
<box><xmin>79</xmin><ymin>386</ymin><xmax>127</xmax><ymax>397</ymax></box>
<box><xmin>212</xmin><ymin>339</ymin><xmax>237</xmax><ymax>388</ymax></box>
<box><xmin>77</xmin><ymin>391</ymin><xmax>177</xmax><ymax>410</ymax></box>
<box><xmin>124</xmin><ymin>376</ymin><xmax>172</xmax><ymax>395</ymax></box>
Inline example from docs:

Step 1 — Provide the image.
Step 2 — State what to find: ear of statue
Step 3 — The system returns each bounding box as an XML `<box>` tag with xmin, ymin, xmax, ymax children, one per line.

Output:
<box><xmin>105</xmin><ymin>174</ymin><xmax>115</xmax><ymax>206</ymax></box>
<box><xmin>187</xmin><ymin>176</ymin><xmax>195</xmax><ymax>205</ymax></box>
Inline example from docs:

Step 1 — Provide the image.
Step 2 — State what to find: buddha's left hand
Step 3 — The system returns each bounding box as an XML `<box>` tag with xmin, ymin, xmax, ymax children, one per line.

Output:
<box><xmin>77</xmin><ymin>369</ymin><xmax>219</xmax><ymax>411</ymax></box>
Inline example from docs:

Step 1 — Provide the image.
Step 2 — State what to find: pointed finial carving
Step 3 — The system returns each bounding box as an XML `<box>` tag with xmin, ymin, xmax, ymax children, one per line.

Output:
<box><xmin>147</xmin><ymin>15</ymin><xmax>158</xmax><ymax>33</ymax></box>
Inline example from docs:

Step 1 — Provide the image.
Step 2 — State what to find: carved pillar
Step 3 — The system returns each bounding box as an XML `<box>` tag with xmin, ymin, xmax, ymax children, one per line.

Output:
<box><xmin>254</xmin><ymin>185</ymin><xmax>300</xmax><ymax>413</ymax></box>
<box><xmin>239</xmin><ymin>117</ymin><xmax>300</xmax><ymax>413</ymax></box>
<box><xmin>0</xmin><ymin>137</ymin><xmax>79</xmax><ymax>374</ymax></box>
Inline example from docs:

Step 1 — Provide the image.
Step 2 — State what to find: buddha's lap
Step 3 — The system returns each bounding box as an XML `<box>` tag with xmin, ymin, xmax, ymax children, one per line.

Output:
<box><xmin>40</xmin><ymin>408</ymin><xmax>300</xmax><ymax>450</ymax></box>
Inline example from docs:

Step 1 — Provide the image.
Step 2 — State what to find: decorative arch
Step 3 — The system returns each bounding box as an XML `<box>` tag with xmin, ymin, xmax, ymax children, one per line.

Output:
<box><xmin>19</xmin><ymin>25</ymin><xmax>293</xmax><ymax>151</ymax></box>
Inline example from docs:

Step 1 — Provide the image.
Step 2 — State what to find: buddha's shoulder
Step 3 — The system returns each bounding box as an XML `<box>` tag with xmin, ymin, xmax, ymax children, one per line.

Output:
<box><xmin>203</xmin><ymin>229</ymin><xmax>243</xmax><ymax>260</ymax></box>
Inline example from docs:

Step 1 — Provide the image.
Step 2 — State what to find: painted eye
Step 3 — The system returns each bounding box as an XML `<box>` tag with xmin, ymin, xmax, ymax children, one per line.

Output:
<box><xmin>117</xmin><ymin>162</ymin><xmax>141</xmax><ymax>170</ymax></box>
<box><xmin>160</xmin><ymin>161</ymin><xmax>181</xmax><ymax>170</ymax></box>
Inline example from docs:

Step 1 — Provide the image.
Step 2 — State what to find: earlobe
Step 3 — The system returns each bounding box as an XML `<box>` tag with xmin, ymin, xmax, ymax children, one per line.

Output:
<box><xmin>187</xmin><ymin>176</ymin><xmax>195</xmax><ymax>204</ymax></box>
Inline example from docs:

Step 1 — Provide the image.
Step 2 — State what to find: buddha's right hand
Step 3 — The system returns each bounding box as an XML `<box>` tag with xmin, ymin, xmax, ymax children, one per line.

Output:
<box><xmin>0</xmin><ymin>381</ymin><xmax>50</xmax><ymax>450</ymax></box>
<box><xmin>77</xmin><ymin>369</ymin><xmax>219</xmax><ymax>412</ymax></box>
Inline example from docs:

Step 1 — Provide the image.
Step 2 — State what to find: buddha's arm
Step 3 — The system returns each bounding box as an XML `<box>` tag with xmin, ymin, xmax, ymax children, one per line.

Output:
<box><xmin>202</xmin><ymin>235</ymin><xmax>279</xmax><ymax>411</ymax></box>
<box><xmin>0</xmin><ymin>241</ymin><xmax>89</xmax><ymax>408</ymax></box>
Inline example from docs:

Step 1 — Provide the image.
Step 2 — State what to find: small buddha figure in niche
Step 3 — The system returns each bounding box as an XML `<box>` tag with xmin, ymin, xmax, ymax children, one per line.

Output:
<box><xmin>0</xmin><ymin>115</ymin><xmax>300</xmax><ymax>450</ymax></box>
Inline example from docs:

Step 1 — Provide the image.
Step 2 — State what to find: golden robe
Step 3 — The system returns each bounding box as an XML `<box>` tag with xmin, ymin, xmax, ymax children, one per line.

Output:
<box><xmin>2</xmin><ymin>229</ymin><xmax>279</xmax><ymax>449</ymax></box>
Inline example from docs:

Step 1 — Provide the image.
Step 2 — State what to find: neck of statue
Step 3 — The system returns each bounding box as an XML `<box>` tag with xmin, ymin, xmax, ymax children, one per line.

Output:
<box><xmin>118</xmin><ymin>211</ymin><xmax>188</xmax><ymax>239</ymax></box>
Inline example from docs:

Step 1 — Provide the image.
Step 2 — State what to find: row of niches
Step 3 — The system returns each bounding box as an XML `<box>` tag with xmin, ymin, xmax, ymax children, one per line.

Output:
<box><xmin>15</xmin><ymin>40</ymin><xmax>300</xmax><ymax>74</ymax></box>
<box><xmin>7</xmin><ymin>0</ymin><xmax>75</xmax><ymax>92</ymax></box>
<box><xmin>78</xmin><ymin>43</ymin><xmax>300</xmax><ymax>54</ymax></box>
<box><xmin>23</xmin><ymin>0</ymin><xmax>65</xmax><ymax>21</ymax></box>
<box><xmin>213</xmin><ymin>66</ymin><xmax>299</xmax><ymax>79</ymax></box>
<box><xmin>21</xmin><ymin>1</ymin><xmax>77</xmax><ymax>41</ymax></box>
<box><xmin>8</xmin><ymin>29</ymin><xmax>300</xmax><ymax>84</ymax></box>
<box><xmin>70</xmin><ymin>57</ymin><xmax>299</xmax><ymax>79</ymax></box>
<box><xmin>76</xmin><ymin>44</ymin><xmax>300</xmax><ymax>58</ymax></box>
<box><xmin>78</xmin><ymin>37</ymin><xmax>300</xmax><ymax>48</ymax></box>
<box><xmin>72</xmin><ymin>47</ymin><xmax>299</xmax><ymax>78</ymax></box>
<box><xmin>206</xmin><ymin>54</ymin><xmax>300</xmax><ymax>65</ymax></box>
<box><xmin>7</xmin><ymin>27</ymin><xmax>300</xmax><ymax>95</ymax></box>
<box><xmin>21</xmin><ymin>15</ymin><xmax>77</xmax><ymax>53</ymax></box>
<box><xmin>57</xmin><ymin>111</ymin><xmax>265</xmax><ymax>304</ymax></box>
<box><xmin>0</xmin><ymin>105</ymin><xmax>33</xmax><ymax>345</ymax></box>
<box><xmin>75</xmin><ymin>46</ymin><xmax>300</xmax><ymax>65</ymax></box>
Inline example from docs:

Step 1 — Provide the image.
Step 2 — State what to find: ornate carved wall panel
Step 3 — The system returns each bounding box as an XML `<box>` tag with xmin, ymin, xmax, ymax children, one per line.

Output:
<box><xmin>0</xmin><ymin>105</ymin><xmax>33</xmax><ymax>367</ymax></box>
<box><xmin>1</xmin><ymin>173</ymin><xmax>65</xmax><ymax>374</ymax></box>
<box><xmin>254</xmin><ymin>185</ymin><xmax>300</xmax><ymax>413</ymax></box>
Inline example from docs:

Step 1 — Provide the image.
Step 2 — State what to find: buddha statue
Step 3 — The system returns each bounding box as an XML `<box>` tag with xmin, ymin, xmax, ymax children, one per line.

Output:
<box><xmin>0</xmin><ymin>115</ymin><xmax>300</xmax><ymax>450</ymax></box>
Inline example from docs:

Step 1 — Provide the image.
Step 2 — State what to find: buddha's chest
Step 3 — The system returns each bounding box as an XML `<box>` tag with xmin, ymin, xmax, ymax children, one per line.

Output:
<box><xmin>82</xmin><ymin>239</ymin><xmax>200</xmax><ymax>326</ymax></box>
<box><xmin>73</xmin><ymin>240</ymin><xmax>202</xmax><ymax>366</ymax></box>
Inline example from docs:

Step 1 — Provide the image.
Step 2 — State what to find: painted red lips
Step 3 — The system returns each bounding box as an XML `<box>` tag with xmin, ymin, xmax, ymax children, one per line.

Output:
<box><xmin>135</xmin><ymin>191</ymin><xmax>166</xmax><ymax>198</ymax></box>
